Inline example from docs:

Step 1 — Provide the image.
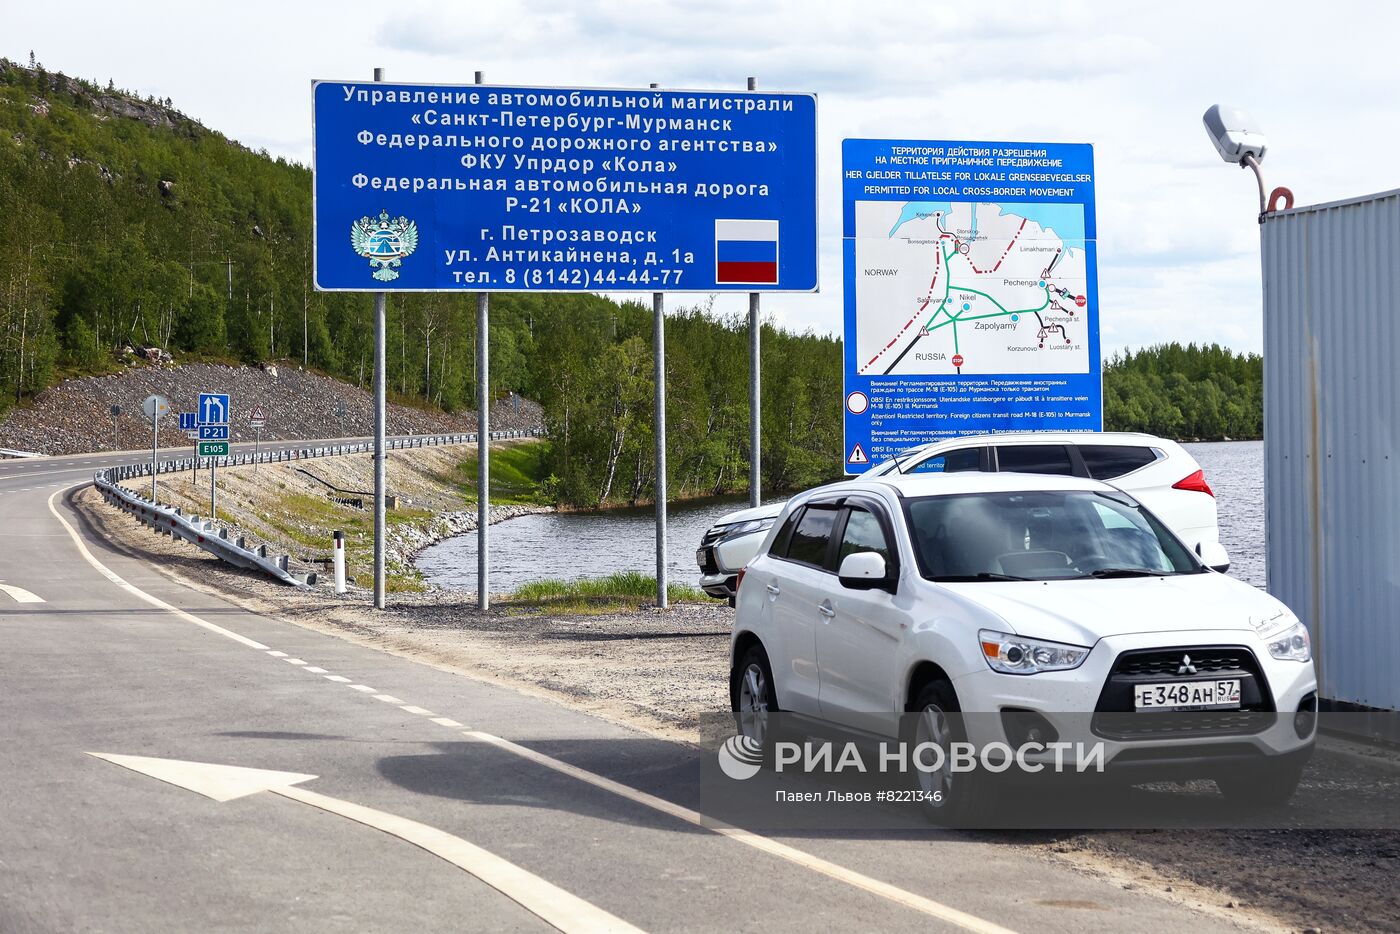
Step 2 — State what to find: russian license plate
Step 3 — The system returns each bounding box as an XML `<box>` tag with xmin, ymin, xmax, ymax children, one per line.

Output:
<box><xmin>1134</xmin><ymin>679</ymin><xmax>1241</xmax><ymax>711</ymax></box>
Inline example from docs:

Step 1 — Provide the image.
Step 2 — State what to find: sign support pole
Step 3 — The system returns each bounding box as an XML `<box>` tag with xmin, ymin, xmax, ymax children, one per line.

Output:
<box><xmin>210</xmin><ymin>456</ymin><xmax>217</xmax><ymax>521</ymax></box>
<box><xmin>747</xmin><ymin>74</ymin><xmax>762</xmax><ymax>510</ymax></box>
<box><xmin>650</xmin><ymin>80</ymin><xmax>669</xmax><ymax>611</ymax></box>
<box><xmin>151</xmin><ymin>411</ymin><xmax>158</xmax><ymax>501</ymax></box>
<box><xmin>372</xmin><ymin>66</ymin><xmax>388</xmax><ymax>611</ymax></box>
<box><xmin>654</xmin><ymin>290</ymin><xmax>668</xmax><ymax>609</ymax></box>
<box><xmin>475</xmin><ymin>70</ymin><xmax>490</xmax><ymax>615</ymax></box>
<box><xmin>476</xmin><ymin>289</ymin><xmax>489</xmax><ymax>612</ymax></box>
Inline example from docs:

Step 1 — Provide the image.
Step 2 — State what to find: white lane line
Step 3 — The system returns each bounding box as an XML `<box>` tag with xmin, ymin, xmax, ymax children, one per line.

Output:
<box><xmin>462</xmin><ymin>730</ymin><xmax>1016</xmax><ymax>934</ymax></box>
<box><xmin>400</xmin><ymin>705</ymin><xmax>435</xmax><ymax>716</ymax></box>
<box><xmin>431</xmin><ymin>717</ymin><xmax>463</xmax><ymax>728</ymax></box>
<box><xmin>47</xmin><ymin>487</ymin><xmax>269</xmax><ymax>651</ymax></box>
<box><xmin>285</xmin><ymin>658</ymin><xmax>308</xmax><ymax>666</ymax></box>
<box><xmin>277</xmin><ymin>784</ymin><xmax>643</xmax><ymax>933</ymax></box>
<box><xmin>0</xmin><ymin>583</ymin><xmax>45</xmax><ymax>604</ymax></box>
<box><xmin>52</xmin><ymin>482</ymin><xmax>1016</xmax><ymax>934</ymax></box>
<box><xmin>304</xmin><ymin>666</ymin><xmax>329</xmax><ymax>674</ymax></box>
<box><xmin>348</xmin><ymin>684</ymin><xmax>377</xmax><ymax>693</ymax></box>
<box><xmin>266</xmin><ymin>651</ymin><xmax>288</xmax><ymax>657</ymax></box>
<box><xmin>90</xmin><ymin>752</ymin><xmax>641</xmax><ymax>934</ymax></box>
<box><xmin>325</xmin><ymin>675</ymin><xmax>352</xmax><ymax>683</ymax></box>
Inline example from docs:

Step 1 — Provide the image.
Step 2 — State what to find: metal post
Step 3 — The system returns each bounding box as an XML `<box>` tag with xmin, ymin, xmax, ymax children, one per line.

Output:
<box><xmin>113</xmin><ymin>412</ymin><xmax>118</xmax><ymax>450</ymax></box>
<box><xmin>210</xmin><ymin>457</ymin><xmax>217</xmax><ymax>521</ymax></box>
<box><xmin>747</xmin><ymin>77</ymin><xmax>762</xmax><ymax>509</ymax></box>
<box><xmin>254</xmin><ymin>426</ymin><xmax>262</xmax><ymax>473</ymax></box>
<box><xmin>654</xmin><ymin>291</ymin><xmax>668</xmax><ymax>609</ymax></box>
<box><xmin>649</xmin><ymin>81</ymin><xmax>668</xmax><ymax>611</ymax></box>
<box><xmin>151</xmin><ymin>411</ymin><xmax>158</xmax><ymax>501</ymax></box>
<box><xmin>333</xmin><ymin>530</ymin><xmax>346</xmax><ymax>594</ymax></box>
<box><xmin>372</xmin><ymin>66</ymin><xmax>388</xmax><ymax>611</ymax></box>
<box><xmin>474</xmin><ymin>70</ymin><xmax>491</xmax><ymax>614</ymax></box>
<box><xmin>476</xmin><ymin>290</ymin><xmax>490</xmax><ymax>612</ymax></box>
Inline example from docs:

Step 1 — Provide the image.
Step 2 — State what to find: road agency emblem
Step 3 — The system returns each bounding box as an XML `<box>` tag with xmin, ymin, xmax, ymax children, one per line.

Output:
<box><xmin>350</xmin><ymin>210</ymin><xmax>418</xmax><ymax>282</ymax></box>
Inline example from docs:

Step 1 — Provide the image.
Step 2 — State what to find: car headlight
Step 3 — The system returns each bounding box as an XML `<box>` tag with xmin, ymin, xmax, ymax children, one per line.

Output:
<box><xmin>978</xmin><ymin>630</ymin><xmax>1090</xmax><ymax>675</ymax></box>
<box><xmin>1266</xmin><ymin>620</ymin><xmax>1311</xmax><ymax>662</ymax></box>
<box><xmin>721</xmin><ymin>517</ymin><xmax>775</xmax><ymax>537</ymax></box>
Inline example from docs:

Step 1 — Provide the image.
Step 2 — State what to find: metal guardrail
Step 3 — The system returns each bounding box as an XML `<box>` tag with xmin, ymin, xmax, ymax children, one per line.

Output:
<box><xmin>0</xmin><ymin>447</ymin><xmax>42</xmax><ymax>458</ymax></box>
<box><xmin>91</xmin><ymin>429</ymin><xmax>544</xmax><ymax>586</ymax></box>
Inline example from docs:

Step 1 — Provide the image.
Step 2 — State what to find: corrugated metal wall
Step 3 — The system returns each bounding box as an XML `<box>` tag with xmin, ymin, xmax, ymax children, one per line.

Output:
<box><xmin>1261</xmin><ymin>188</ymin><xmax>1400</xmax><ymax>710</ymax></box>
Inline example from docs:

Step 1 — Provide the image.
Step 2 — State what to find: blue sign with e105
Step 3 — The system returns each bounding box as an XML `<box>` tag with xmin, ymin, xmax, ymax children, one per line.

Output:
<box><xmin>312</xmin><ymin>81</ymin><xmax>818</xmax><ymax>293</ymax></box>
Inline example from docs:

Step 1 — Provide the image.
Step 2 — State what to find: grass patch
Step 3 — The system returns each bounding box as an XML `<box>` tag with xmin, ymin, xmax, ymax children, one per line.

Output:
<box><xmin>248</xmin><ymin>490</ymin><xmax>432</xmax><ymax>592</ymax></box>
<box><xmin>458</xmin><ymin>439</ymin><xmax>553</xmax><ymax>506</ymax></box>
<box><xmin>507</xmin><ymin>571</ymin><xmax>704</xmax><ymax>612</ymax></box>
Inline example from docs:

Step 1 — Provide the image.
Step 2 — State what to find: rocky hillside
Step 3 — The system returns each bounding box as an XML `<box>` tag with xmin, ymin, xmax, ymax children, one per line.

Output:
<box><xmin>0</xmin><ymin>362</ymin><xmax>542</xmax><ymax>455</ymax></box>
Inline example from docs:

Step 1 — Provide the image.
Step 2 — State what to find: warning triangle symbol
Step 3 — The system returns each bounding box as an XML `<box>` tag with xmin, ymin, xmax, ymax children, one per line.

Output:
<box><xmin>847</xmin><ymin>443</ymin><xmax>868</xmax><ymax>465</ymax></box>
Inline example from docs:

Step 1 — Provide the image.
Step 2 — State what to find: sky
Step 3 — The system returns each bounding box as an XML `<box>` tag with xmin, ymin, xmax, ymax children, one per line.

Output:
<box><xmin>7</xmin><ymin>0</ymin><xmax>1399</xmax><ymax>354</ymax></box>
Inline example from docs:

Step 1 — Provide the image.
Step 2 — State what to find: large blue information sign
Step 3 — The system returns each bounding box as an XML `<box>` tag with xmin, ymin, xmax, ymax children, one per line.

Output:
<box><xmin>313</xmin><ymin>81</ymin><xmax>818</xmax><ymax>293</ymax></box>
<box><xmin>841</xmin><ymin>138</ymin><xmax>1101</xmax><ymax>472</ymax></box>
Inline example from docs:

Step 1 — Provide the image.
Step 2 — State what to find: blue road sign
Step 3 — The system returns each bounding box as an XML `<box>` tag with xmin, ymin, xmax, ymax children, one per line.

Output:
<box><xmin>312</xmin><ymin>81</ymin><xmax>818</xmax><ymax>293</ymax></box>
<box><xmin>198</xmin><ymin>425</ymin><xmax>230</xmax><ymax>441</ymax></box>
<box><xmin>198</xmin><ymin>393</ymin><xmax>230</xmax><ymax>426</ymax></box>
<box><xmin>178</xmin><ymin>412</ymin><xmax>197</xmax><ymax>432</ymax></box>
<box><xmin>840</xmin><ymin>138</ymin><xmax>1102</xmax><ymax>473</ymax></box>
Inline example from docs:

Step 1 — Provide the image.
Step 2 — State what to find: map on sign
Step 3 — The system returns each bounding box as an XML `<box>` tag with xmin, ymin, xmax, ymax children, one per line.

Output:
<box><xmin>841</xmin><ymin>138</ymin><xmax>1101</xmax><ymax>472</ymax></box>
<box><xmin>852</xmin><ymin>201</ymin><xmax>1089</xmax><ymax>377</ymax></box>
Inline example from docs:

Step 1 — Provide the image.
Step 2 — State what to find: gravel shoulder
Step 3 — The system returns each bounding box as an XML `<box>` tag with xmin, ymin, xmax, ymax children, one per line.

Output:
<box><xmin>73</xmin><ymin>484</ymin><xmax>1400</xmax><ymax>934</ymax></box>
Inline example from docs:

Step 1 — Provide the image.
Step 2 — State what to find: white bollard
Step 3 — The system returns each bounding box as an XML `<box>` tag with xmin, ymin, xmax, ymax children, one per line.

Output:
<box><xmin>333</xmin><ymin>530</ymin><xmax>346</xmax><ymax>594</ymax></box>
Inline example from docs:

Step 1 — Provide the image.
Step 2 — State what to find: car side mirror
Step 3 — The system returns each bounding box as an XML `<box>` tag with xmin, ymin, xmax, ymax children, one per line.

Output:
<box><xmin>838</xmin><ymin>552</ymin><xmax>893</xmax><ymax>591</ymax></box>
<box><xmin>1196</xmin><ymin>541</ymin><xmax>1231</xmax><ymax>574</ymax></box>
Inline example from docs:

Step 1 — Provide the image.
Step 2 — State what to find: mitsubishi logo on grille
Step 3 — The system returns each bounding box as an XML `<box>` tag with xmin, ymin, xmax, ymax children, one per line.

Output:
<box><xmin>1177</xmin><ymin>654</ymin><xmax>1198</xmax><ymax>675</ymax></box>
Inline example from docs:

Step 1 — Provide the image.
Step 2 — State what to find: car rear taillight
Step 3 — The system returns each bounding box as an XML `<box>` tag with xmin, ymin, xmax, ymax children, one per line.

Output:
<box><xmin>736</xmin><ymin>567</ymin><xmax>747</xmax><ymax>592</ymax></box>
<box><xmin>1172</xmin><ymin>469</ymin><xmax>1214</xmax><ymax>497</ymax></box>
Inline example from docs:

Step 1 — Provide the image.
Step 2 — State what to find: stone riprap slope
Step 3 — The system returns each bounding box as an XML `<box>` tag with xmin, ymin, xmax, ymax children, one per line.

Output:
<box><xmin>0</xmin><ymin>363</ymin><xmax>542</xmax><ymax>455</ymax></box>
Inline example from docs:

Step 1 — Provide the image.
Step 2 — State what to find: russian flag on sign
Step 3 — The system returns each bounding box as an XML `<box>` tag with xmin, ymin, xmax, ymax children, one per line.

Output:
<box><xmin>715</xmin><ymin>219</ymin><xmax>779</xmax><ymax>285</ymax></box>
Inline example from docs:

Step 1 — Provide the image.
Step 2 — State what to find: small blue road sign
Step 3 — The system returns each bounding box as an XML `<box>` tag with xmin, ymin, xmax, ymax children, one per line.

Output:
<box><xmin>198</xmin><ymin>425</ymin><xmax>230</xmax><ymax>441</ymax></box>
<box><xmin>198</xmin><ymin>393</ymin><xmax>230</xmax><ymax>425</ymax></box>
<box><xmin>312</xmin><ymin>81</ymin><xmax>819</xmax><ymax>293</ymax></box>
<box><xmin>178</xmin><ymin>412</ymin><xmax>197</xmax><ymax>432</ymax></box>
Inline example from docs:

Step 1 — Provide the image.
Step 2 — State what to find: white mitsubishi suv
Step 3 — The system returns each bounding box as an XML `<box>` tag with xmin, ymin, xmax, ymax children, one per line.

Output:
<box><xmin>729</xmin><ymin>472</ymin><xmax>1316</xmax><ymax>823</ymax></box>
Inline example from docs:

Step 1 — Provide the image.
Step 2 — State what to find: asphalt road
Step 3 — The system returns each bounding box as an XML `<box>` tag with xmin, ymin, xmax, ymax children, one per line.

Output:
<box><xmin>0</xmin><ymin>449</ymin><xmax>1263</xmax><ymax>933</ymax></box>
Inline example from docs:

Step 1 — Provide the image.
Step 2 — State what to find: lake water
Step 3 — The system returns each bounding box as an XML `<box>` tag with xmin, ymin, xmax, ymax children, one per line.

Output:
<box><xmin>417</xmin><ymin>440</ymin><xmax>1266</xmax><ymax>593</ymax></box>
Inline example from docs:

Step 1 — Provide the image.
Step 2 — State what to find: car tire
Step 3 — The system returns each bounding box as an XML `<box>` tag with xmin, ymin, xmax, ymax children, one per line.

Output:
<box><xmin>1215</xmin><ymin>760</ymin><xmax>1305</xmax><ymax>808</ymax></box>
<box><xmin>730</xmin><ymin>644</ymin><xmax>781</xmax><ymax>759</ymax></box>
<box><xmin>907</xmin><ymin>678</ymin><xmax>999</xmax><ymax>828</ymax></box>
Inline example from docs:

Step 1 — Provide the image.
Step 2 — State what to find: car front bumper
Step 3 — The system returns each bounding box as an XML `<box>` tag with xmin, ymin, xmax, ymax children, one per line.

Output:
<box><xmin>948</xmin><ymin>628</ymin><xmax>1318</xmax><ymax>772</ymax></box>
<box><xmin>696</xmin><ymin>529</ymin><xmax>767</xmax><ymax>599</ymax></box>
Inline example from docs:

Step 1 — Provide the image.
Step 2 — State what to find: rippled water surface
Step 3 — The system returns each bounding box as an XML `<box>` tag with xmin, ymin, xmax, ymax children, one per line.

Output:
<box><xmin>419</xmin><ymin>441</ymin><xmax>1266</xmax><ymax>592</ymax></box>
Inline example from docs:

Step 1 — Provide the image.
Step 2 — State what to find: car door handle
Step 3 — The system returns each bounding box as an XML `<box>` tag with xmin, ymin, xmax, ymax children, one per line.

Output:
<box><xmin>818</xmin><ymin>601</ymin><xmax>836</xmax><ymax>618</ymax></box>
<box><xmin>765</xmin><ymin>584</ymin><xmax>781</xmax><ymax>595</ymax></box>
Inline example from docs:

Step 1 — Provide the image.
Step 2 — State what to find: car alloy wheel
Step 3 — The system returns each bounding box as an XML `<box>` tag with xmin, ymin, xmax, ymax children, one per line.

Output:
<box><xmin>913</xmin><ymin>701</ymin><xmax>955</xmax><ymax>807</ymax></box>
<box><xmin>738</xmin><ymin>662</ymin><xmax>770</xmax><ymax>747</ymax></box>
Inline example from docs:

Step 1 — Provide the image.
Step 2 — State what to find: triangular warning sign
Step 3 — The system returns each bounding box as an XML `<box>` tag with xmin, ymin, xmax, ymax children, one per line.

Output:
<box><xmin>847</xmin><ymin>443</ymin><xmax>868</xmax><ymax>465</ymax></box>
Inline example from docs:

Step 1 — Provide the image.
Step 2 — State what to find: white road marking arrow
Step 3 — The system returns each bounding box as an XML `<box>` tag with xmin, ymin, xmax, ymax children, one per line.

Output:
<box><xmin>0</xmin><ymin>583</ymin><xmax>44</xmax><ymax>604</ymax></box>
<box><xmin>88</xmin><ymin>752</ymin><xmax>642</xmax><ymax>934</ymax></box>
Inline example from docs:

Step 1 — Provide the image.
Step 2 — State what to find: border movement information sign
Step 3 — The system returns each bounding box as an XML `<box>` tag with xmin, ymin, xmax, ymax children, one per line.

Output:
<box><xmin>313</xmin><ymin>81</ymin><xmax>818</xmax><ymax>293</ymax></box>
<box><xmin>841</xmin><ymin>138</ymin><xmax>1101</xmax><ymax>472</ymax></box>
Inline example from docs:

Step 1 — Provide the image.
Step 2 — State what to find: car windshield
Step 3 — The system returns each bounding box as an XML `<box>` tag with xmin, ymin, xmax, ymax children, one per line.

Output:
<box><xmin>905</xmin><ymin>490</ymin><xmax>1204</xmax><ymax>582</ymax></box>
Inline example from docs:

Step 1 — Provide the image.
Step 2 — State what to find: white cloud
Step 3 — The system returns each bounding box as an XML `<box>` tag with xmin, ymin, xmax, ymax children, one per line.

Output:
<box><xmin>8</xmin><ymin>0</ymin><xmax>1400</xmax><ymax>353</ymax></box>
